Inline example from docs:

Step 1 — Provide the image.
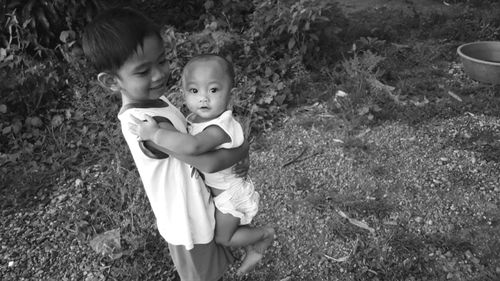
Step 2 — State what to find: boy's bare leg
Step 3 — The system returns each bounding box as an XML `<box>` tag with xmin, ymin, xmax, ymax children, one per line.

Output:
<box><xmin>236</xmin><ymin>226</ymin><xmax>275</xmax><ymax>275</ymax></box>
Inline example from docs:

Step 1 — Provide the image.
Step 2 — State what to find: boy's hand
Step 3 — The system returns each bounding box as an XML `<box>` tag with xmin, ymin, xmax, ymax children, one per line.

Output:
<box><xmin>128</xmin><ymin>114</ymin><xmax>160</xmax><ymax>141</ymax></box>
<box><xmin>233</xmin><ymin>156</ymin><xmax>249</xmax><ymax>178</ymax></box>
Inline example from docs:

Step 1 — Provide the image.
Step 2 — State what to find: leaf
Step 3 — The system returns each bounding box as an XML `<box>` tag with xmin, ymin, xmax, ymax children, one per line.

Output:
<box><xmin>265</xmin><ymin>67</ymin><xmax>273</xmax><ymax>77</ymax></box>
<box><xmin>337</xmin><ymin>210</ymin><xmax>375</xmax><ymax>234</ymax></box>
<box><xmin>2</xmin><ymin>126</ymin><xmax>11</xmax><ymax>135</ymax></box>
<box><xmin>90</xmin><ymin>229</ymin><xmax>123</xmax><ymax>260</ymax></box>
<box><xmin>335</xmin><ymin>90</ymin><xmax>348</xmax><ymax>97</ymax></box>
<box><xmin>275</xmin><ymin>94</ymin><xmax>286</xmax><ymax>105</ymax></box>
<box><xmin>51</xmin><ymin>115</ymin><xmax>64</xmax><ymax>127</ymax></box>
<box><xmin>59</xmin><ymin>30</ymin><xmax>75</xmax><ymax>43</ymax></box>
<box><xmin>0</xmin><ymin>48</ymin><xmax>6</xmax><ymax>61</ymax></box>
<box><xmin>28</xmin><ymin>116</ymin><xmax>43</xmax><ymax>127</ymax></box>
<box><xmin>358</xmin><ymin>106</ymin><xmax>370</xmax><ymax>116</ymax></box>
<box><xmin>288</xmin><ymin>38</ymin><xmax>296</xmax><ymax>50</ymax></box>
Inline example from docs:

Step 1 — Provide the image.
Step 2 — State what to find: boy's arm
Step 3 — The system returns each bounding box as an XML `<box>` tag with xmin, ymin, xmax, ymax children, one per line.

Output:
<box><xmin>144</xmin><ymin>139</ymin><xmax>249</xmax><ymax>173</ymax></box>
<box><xmin>129</xmin><ymin>114</ymin><xmax>229</xmax><ymax>155</ymax></box>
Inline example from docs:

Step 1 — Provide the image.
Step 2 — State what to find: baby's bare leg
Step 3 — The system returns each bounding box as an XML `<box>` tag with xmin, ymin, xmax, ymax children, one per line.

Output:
<box><xmin>236</xmin><ymin>226</ymin><xmax>275</xmax><ymax>275</ymax></box>
<box><xmin>214</xmin><ymin>209</ymin><xmax>267</xmax><ymax>247</ymax></box>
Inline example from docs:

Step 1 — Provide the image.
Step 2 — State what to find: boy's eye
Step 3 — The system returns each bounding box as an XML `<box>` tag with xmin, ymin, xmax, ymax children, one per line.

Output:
<box><xmin>189</xmin><ymin>88</ymin><xmax>198</xmax><ymax>94</ymax></box>
<box><xmin>136</xmin><ymin>69</ymin><xmax>150</xmax><ymax>75</ymax></box>
<box><xmin>209</xmin><ymin>88</ymin><xmax>218</xmax><ymax>93</ymax></box>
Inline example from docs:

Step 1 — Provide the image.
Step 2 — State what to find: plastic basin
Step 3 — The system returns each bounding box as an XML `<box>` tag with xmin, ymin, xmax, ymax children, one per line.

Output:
<box><xmin>457</xmin><ymin>41</ymin><xmax>500</xmax><ymax>84</ymax></box>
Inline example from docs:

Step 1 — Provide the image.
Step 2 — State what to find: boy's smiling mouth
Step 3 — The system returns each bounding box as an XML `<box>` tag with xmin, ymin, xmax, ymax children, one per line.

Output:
<box><xmin>150</xmin><ymin>82</ymin><xmax>165</xmax><ymax>91</ymax></box>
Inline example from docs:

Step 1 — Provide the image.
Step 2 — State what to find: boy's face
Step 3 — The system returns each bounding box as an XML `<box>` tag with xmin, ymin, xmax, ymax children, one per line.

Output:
<box><xmin>112</xmin><ymin>35</ymin><xmax>170</xmax><ymax>104</ymax></box>
<box><xmin>183</xmin><ymin>59</ymin><xmax>232</xmax><ymax>122</ymax></box>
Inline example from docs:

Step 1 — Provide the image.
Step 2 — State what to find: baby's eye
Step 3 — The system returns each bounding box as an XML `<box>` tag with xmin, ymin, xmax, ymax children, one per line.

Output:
<box><xmin>209</xmin><ymin>88</ymin><xmax>218</xmax><ymax>93</ymax></box>
<box><xmin>189</xmin><ymin>88</ymin><xmax>198</xmax><ymax>94</ymax></box>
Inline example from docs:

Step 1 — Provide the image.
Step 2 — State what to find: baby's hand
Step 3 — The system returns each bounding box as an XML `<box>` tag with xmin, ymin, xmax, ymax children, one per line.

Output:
<box><xmin>128</xmin><ymin>114</ymin><xmax>160</xmax><ymax>141</ymax></box>
<box><xmin>233</xmin><ymin>156</ymin><xmax>250</xmax><ymax>179</ymax></box>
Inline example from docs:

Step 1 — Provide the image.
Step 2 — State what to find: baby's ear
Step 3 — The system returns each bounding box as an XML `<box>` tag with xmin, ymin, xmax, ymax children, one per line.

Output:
<box><xmin>97</xmin><ymin>72</ymin><xmax>120</xmax><ymax>92</ymax></box>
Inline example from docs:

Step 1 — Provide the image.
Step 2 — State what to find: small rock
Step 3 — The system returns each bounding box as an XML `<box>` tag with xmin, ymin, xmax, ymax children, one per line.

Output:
<box><xmin>465</xmin><ymin>250</ymin><xmax>473</xmax><ymax>259</ymax></box>
<box><xmin>415</xmin><ymin>217</ymin><xmax>423</xmax><ymax>223</ymax></box>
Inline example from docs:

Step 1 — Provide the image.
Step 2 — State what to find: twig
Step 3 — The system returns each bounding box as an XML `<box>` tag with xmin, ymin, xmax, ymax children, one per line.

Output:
<box><xmin>324</xmin><ymin>253</ymin><xmax>349</xmax><ymax>262</ymax></box>
<box><xmin>282</xmin><ymin>147</ymin><xmax>308</xmax><ymax>167</ymax></box>
<box><xmin>318</xmin><ymin>114</ymin><xmax>336</xmax><ymax>118</ymax></box>
<box><xmin>447</xmin><ymin>91</ymin><xmax>463</xmax><ymax>102</ymax></box>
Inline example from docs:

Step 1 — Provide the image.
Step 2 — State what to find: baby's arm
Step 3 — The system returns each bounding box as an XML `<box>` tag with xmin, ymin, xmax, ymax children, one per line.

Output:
<box><xmin>128</xmin><ymin>116</ymin><xmax>249</xmax><ymax>173</ymax></box>
<box><xmin>129</xmin><ymin>114</ymin><xmax>230</xmax><ymax>155</ymax></box>
<box><xmin>145</xmin><ymin>138</ymin><xmax>249</xmax><ymax>173</ymax></box>
<box><xmin>171</xmin><ymin>140</ymin><xmax>249</xmax><ymax>173</ymax></box>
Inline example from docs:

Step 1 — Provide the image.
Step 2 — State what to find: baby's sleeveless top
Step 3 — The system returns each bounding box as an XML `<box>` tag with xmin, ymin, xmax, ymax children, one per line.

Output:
<box><xmin>187</xmin><ymin>110</ymin><xmax>244</xmax><ymax>190</ymax></box>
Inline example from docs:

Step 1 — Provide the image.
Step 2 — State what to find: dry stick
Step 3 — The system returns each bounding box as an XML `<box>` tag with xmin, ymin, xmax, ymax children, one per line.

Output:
<box><xmin>282</xmin><ymin>147</ymin><xmax>308</xmax><ymax>167</ymax></box>
<box><xmin>282</xmin><ymin>148</ymin><xmax>323</xmax><ymax>168</ymax></box>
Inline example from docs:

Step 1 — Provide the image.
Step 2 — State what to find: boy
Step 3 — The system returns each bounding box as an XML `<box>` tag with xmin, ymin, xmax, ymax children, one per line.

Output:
<box><xmin>82</xmin><ymin>7</ymin><xmax>248</xmax><ymax>281</ymax></box>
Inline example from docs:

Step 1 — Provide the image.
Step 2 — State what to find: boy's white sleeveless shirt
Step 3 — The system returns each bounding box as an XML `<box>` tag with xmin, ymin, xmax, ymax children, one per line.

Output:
<box><xmin>118</xmin><ymin>96</ymin><xmax>215</xmax><ymax>250</ymax></box>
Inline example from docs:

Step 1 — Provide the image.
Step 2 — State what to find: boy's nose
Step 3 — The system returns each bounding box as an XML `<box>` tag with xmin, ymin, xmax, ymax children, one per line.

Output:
<box><xmin>152</xmin><ymin>65</ymin><xmax>168</xmax><ymax>81</ymax></box>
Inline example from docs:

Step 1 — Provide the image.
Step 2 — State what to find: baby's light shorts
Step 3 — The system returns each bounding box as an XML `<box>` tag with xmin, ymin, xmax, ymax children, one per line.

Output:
<box><xmin>213</xmin><ymin>180</ymin><xmax>260</xmax><ymax>225</ymax></box>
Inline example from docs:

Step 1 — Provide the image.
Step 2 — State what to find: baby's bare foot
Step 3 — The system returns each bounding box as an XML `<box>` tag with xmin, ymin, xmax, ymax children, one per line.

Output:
<box><xmin>236</xmin><ymin>227</ymin><xmax>275</xmax><ymax>275</ymax></box>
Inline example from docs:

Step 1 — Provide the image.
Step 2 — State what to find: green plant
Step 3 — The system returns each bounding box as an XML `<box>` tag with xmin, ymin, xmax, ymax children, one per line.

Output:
<box><xmin>161</xmin><ymin>23</ymin><xmax>298</xmax><ymax>133</ymax></box>
<box><xmin>325</xmin><ymin>49</ymin><xmax>391</xmax><ymax>124</ymax></box>
<box><xmin>248</xmin><ymin>0</ymin><xmax>344</xmax><ymax>59</ymax></box>
<box><xmin>201</xmin><ymin>0</ymin><xmax>253</xmax><ymax>30</ymax></box>
<box><xmin>2</xmin><ymin>0</ymin><xmax>102</xmax><ymax>50</ymax></box>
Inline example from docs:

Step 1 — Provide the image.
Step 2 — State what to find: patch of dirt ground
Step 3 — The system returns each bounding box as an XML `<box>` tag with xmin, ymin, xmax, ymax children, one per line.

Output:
<box><xmin>237</xmin><ymin>103</ymin><xmax>500</xmax><ymax>280</ymax></box>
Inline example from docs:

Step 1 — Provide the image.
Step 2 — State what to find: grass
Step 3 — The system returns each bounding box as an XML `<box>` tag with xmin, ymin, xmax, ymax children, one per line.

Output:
<box><xmin>1</xmin><ymin>1</ymin><xmax>500</xmax><ymax>280</ymax></box>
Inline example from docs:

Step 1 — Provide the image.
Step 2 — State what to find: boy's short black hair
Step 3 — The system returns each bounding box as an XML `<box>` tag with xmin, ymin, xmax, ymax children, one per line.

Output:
<box><xmin>82</xmin><ymin>7</ymin><xmax>161</xmax><ymax>73</ymax></box>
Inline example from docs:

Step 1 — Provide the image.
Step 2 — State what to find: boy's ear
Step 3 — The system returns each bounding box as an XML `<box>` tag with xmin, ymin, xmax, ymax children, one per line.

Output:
<box><xmin>97</xmin><ymin>72</ymin><xmax>120</xmax><ymax>92</ymax></box>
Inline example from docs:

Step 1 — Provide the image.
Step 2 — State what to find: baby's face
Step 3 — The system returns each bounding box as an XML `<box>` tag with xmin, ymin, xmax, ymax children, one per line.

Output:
<box><xmin>182</xmin><ymin>59</ymin><xmax>232</xmax><ymax>122</ymax></box>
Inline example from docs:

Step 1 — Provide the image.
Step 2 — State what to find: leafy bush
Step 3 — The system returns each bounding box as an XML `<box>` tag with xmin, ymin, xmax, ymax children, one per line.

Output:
<box><xmin>161</xmin><ymin>0</ymin><xmax>348</xmax><ymax>132</ymax></box>
<box><xmin>201</xmin><ymin>0</ymin><xmax>253</xmax><ymax>30</ymax></box>
<box><xmin>325</xmin><ymin>47</ymin><xmax>391</xmax><ymax>124</ymax></box>
<box><xmin>2</xmin><ymin>0</ymin><xmax>103</xmax><ymax>51</ymax></box>
<box><xmin>247</xmin><ymin>0</ymin><xmax>346</xmax><ymax>60</ymax></box>
<box><xmin>421</xmin><ymin>6</ymin><xmax>500</xmax><ymax>41</ymax></box>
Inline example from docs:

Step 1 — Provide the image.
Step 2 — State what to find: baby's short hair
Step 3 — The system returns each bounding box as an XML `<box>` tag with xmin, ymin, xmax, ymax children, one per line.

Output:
<box><xmin>182</xmin><ymin>54</ymin><xmax>235</xmax><ymax>88</ymax></box>
<box><xmin>82</xmin><ymin>7</ymin><xmax>161</xmax><ymax>73</ymax></box>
